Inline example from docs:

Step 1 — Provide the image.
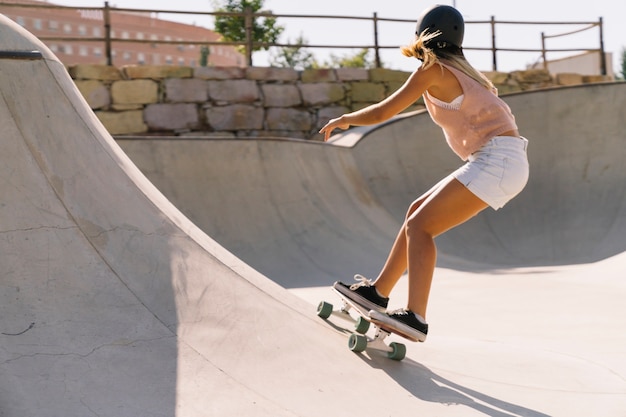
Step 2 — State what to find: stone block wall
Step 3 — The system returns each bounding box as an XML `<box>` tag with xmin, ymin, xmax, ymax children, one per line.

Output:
<box><xmin>68</xmin><ymin>64</ymin><xmax>613</xmax><ymax>141</ymax></box>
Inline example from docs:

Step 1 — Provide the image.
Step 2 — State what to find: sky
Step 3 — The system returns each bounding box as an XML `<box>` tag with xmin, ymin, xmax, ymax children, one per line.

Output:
<box><xmin>51</xmin><ymin>0</ymin><xmax>625</xmax><ymax>74</ymax></box>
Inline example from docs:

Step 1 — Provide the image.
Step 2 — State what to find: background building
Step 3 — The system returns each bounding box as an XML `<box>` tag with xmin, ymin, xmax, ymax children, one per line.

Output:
<box><xmin>0</xmin><ymin>0</ymin><xmax>245</xmax><ymax>67</ymax></box>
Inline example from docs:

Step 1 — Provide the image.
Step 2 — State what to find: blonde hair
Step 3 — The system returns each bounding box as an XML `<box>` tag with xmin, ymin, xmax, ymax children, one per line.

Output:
<box><xmin>401</xmin><ymin>30</ymin><xmax>495</xmax><ymax>91</ymax></box>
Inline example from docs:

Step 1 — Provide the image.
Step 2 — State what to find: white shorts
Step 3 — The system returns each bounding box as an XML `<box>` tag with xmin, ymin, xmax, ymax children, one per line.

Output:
<box><xmin>453</xmin><ymin>136</ymin><xmax>529</xmax><ymax>210</ymax></box>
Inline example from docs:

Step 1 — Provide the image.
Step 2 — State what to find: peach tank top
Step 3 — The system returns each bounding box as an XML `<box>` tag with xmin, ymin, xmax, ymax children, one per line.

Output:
<box><xmin>424</xmin><ymin>61</ymin><xmax>518</xmax><ymax>160</ymax></box>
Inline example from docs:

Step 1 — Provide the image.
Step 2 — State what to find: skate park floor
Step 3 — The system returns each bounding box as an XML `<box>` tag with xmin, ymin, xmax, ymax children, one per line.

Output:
<box><xmin>2</xmin><ymin>13</ymin><xmax>626</xmax><ymax>417</ymax></box>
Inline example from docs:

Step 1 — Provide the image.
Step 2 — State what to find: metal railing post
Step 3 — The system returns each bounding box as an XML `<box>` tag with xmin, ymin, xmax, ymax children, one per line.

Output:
<box><xmin>244</xmin><ymin>7</ymin><xmax>253</xmax><ymax>66</ymax></box>
<box><xmin>373</xmin><ymin>12</ymin><xmax>381</xmax><ymax>68</ymax></box>
<box><xmin>103</xmin><ymin>1</ymin><xmax>112</xmax><ymax>65</ymax></box>
<box><xmin>541</xmin><ymin>32</ymin><xmax>547</xmax><ymax>70</ymax></box>
<box><xmin>598</xmin><ymin>17</ymin><xmax>606</xmax><ymax>75</ymax></box>
<box><xmin>490</xmin><ymin>15</ymin><xmax>497</xmax><ymax>71</ymax></box>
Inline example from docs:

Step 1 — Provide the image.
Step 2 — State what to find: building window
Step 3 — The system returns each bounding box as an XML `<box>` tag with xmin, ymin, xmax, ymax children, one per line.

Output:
<box><xmin>121</xmin><ymin>31</ymin><xmax>129</xmax><ymax>40</ymax></box>
<box><xmin>137</xmin><ymin>53</ymin><xmax>145</xmax><ymax>65</ymax></box>
<box><xmin>93</xmin><ymin>47</ymin><xmax>102</xmax><ymax>57</ymax></box>
<box><xmin>136</xmin><ymin>32</ymin><xmax>144</xmax><ymax>40</ymax></box>
<box><xmin>63</xmin><ymin>45</ymin><xmax>73</xmax><ymax>55</ymax></box>
<box><xmin>79</xmin><ymin>46</ymin><xmax>88</xmax><ymax>56</ymax></box>
<box><xmin>33</xmin><ymin>19</ymin><xmax>42</xmax><ymax>30</ymax></box>
<box><xmin>93</xmin><ymin>27</ymin><xmax>101</xmax><ymax>37</ymax></box>
<box><xmin>63</xmin><ymin>23</ymin><xmax>72</xmax><ymax>34</ymax></box>
<box><xmin>78</xmin><ymin>25</ymin><xmax>87</xmax><ymax>36</ymax></box>
<box><xmin>15</xmin><ymin>16</ymin><xmax>26</xmax><ymax>27</ymax></box>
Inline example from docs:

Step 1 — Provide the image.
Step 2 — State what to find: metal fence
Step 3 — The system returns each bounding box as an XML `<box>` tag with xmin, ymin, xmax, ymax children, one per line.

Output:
<box><xmin>0</xmin><ymin>1</ymin><xmax>607</xmax><ymax>74</ymax></box>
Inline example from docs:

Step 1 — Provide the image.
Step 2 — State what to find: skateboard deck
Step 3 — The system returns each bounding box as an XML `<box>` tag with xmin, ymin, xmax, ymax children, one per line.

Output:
<box><xmin>368</xmin><ymin>310</ymin><xmax>421</xmax><ymax>343</ymax></box>
<box><xmin>317</xmin><ymin>284</ymin><xmax>417</xmax><ymax>361</ymax></box>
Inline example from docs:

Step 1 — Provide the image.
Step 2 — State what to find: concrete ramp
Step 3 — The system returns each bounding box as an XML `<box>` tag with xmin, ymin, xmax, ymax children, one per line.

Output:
<box><xmin>119</xmin><ymin>137</ymin><xmax>401</xmax><ymax>288</ymax></box>
<box><xmin>347</xmin><ymin>82</ymin><xmax>626</xmax><ymax>268</ymax></box>
<box><xmin>120</xmin><ymin>82</ymin><xmax>626</xmax><ymax>283</ymax></box>
<box><xmin>2</xmin><ymin>14</ymin><xmax>625</xmax><ymax>417</ymax></box>
<box><xmin>0</xmin><ymin>15</ymin><xmax>432</xmax><ymax>417</ymax></box>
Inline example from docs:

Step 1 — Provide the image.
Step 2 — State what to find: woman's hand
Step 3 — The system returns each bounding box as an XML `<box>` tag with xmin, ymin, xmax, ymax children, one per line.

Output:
<box><xmin>318</xmin><ymin>66</ymin><xmax>431</xmax><ymax>142</ymax></box>
<box><xmin>319</xmin><ymin>116</ymin><xmax>350</xmax><ymax>142</ymax></box>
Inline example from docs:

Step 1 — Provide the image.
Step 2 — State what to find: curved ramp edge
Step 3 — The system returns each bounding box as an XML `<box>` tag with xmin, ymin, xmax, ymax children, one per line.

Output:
<box><xmin>2</xmin><ymin>15</ymin><xmax>625</xmax><ymax>417</ymax></box>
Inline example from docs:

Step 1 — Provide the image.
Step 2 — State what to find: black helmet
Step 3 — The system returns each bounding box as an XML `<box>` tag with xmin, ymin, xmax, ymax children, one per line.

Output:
<box><xmin>415</xmin><ymin>5</ymin><xmax>464</xmax><ymax>49</ymax></box>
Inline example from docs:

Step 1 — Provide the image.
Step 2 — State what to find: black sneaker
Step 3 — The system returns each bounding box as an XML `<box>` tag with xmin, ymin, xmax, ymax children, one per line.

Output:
<box><xmin>385</xmin><ymin>309</ymin><xmax>428</xmax><ymax>342</ymax></box>
<box><xmin>333</xmin><ymin>275</ymin><xmax>389</xmax><ymax>313</ymax></box>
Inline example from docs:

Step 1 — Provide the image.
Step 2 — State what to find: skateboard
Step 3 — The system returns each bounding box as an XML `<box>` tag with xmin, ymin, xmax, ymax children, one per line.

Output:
<box><xmin>317</xmin><ymin>285</ymin><xmax>417</xmax><ymax>361</ymax></box>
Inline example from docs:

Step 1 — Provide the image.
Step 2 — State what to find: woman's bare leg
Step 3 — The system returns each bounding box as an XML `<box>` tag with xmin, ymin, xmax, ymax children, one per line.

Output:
<box><xmin>372</xmin><ymin>177</ymin><xmax>451</xmax><ymax>296</ymax></box>
<box><xmin>405</xmin><ymin>178</ymin><xmax>488</xmax><ymax>318</ymax></box>
<box><xmin>373</xmin><ymin>177</ymin><xmax>488</xmax><ymax>319</ymax></box>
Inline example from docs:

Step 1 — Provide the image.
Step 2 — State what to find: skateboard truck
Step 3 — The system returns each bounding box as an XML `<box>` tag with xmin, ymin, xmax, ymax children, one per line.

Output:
<box><xmin>348</xmin><ymin>326</ymin><xmax>407</xmax><ymax>360</ymax></box>
<box><xmin>317</xmin><ymin>299</ymin><xmax>407</xmax><ymax>361</ymax></box>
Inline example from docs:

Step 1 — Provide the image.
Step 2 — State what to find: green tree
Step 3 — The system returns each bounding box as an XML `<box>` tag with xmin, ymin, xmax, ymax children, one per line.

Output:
<box><xmin>269</xmin><ymin>34</ymin><xmax>317</xmax><ymax>70</ymax></box>
<box><xmin>324</xmin><ymin>48</ymin><xmax>380</xmax><ymax>69</ymax></box>
<box><xmin>212</xmin><ymin>0</ymin><xmax>284</xmax><ymax>60</ymax></box>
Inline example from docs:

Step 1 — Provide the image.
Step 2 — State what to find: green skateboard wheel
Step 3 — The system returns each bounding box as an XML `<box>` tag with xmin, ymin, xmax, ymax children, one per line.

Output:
<box><xmin>354</xmin><ymin>316</ymin><xmax>370</xmax><ymax>334</ymax></box>
<box><xmin>388</xmin><ymin>342</ymin><xmax>406</xmax><ymax>361</ymax></box>
<box><xmin>348</xmin><ymin>333</ymin><xmax>367</xmax><ymax>352</ymax></box>
<box><xmin>317</xmin><ymin>301</ymin><xmax>333</xmax><ymax>319</ymax></box>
